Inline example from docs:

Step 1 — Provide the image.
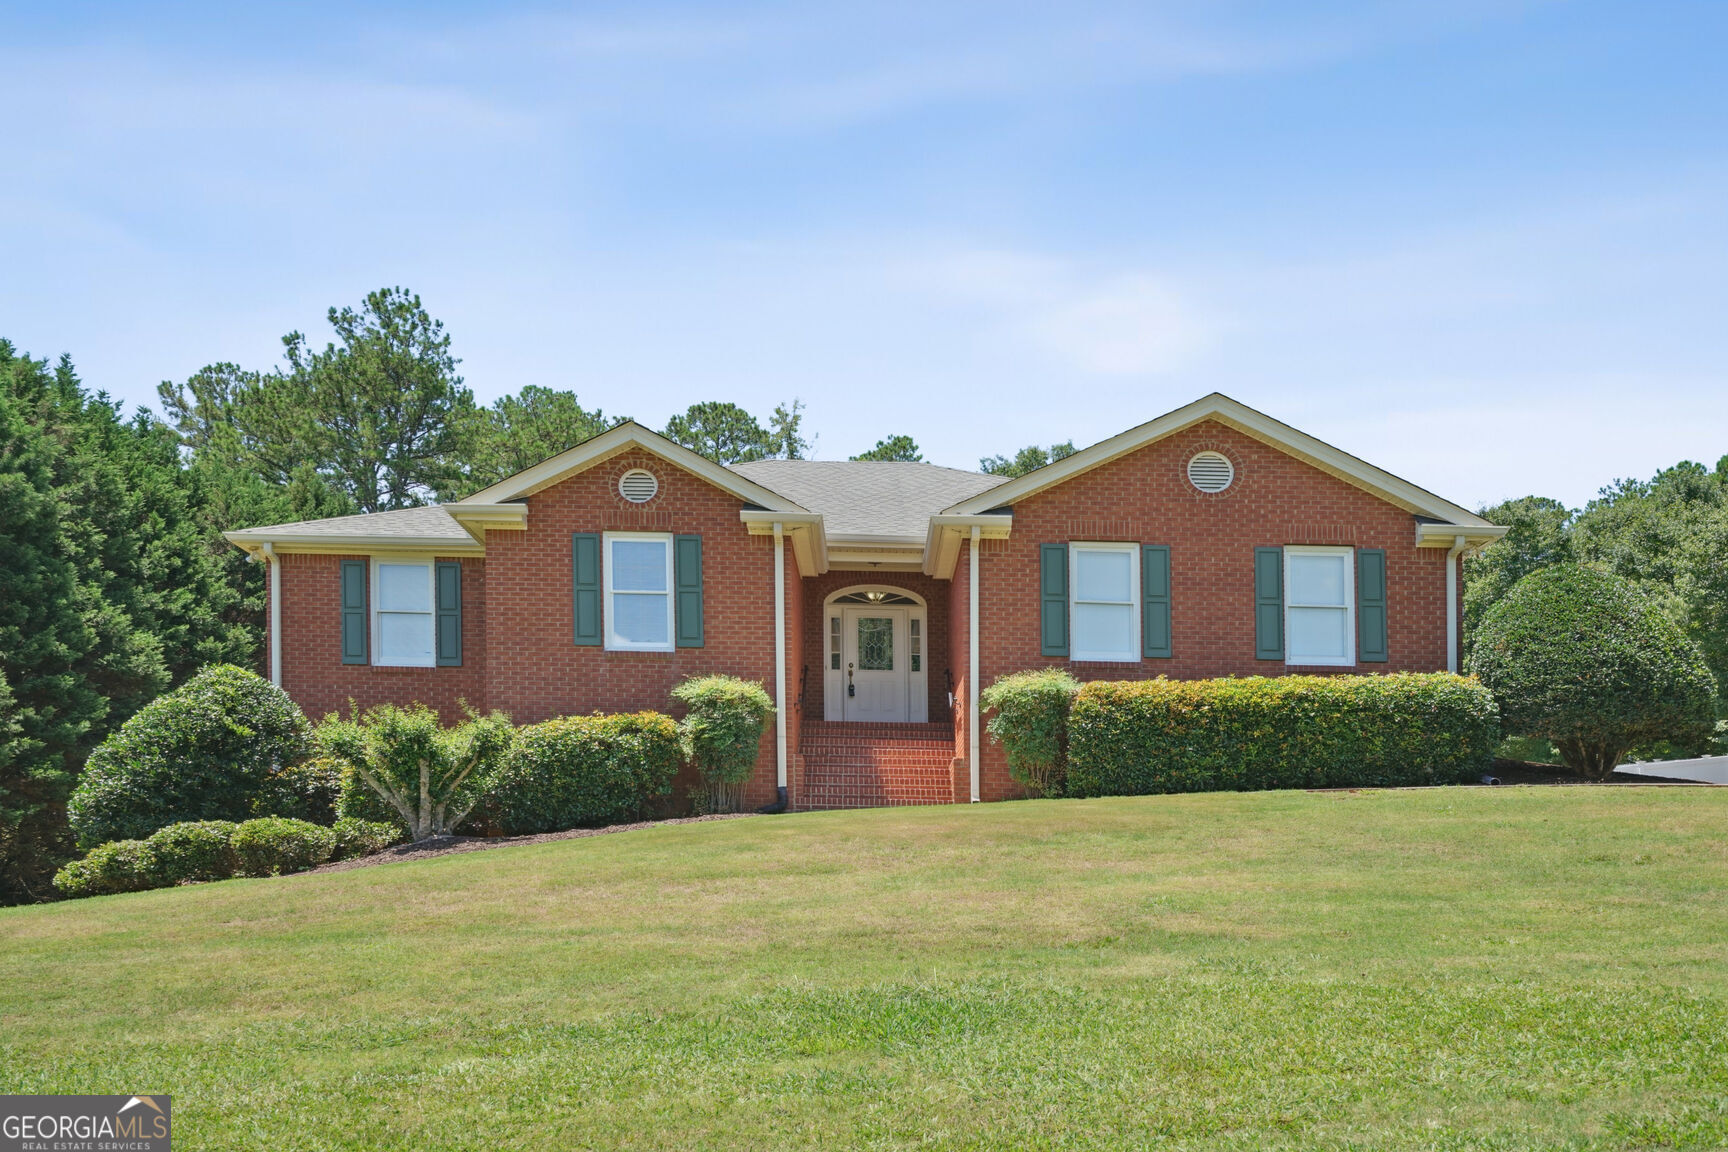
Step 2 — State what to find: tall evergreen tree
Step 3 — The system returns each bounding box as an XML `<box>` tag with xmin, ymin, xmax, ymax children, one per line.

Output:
<box><xmin>448</xmin><ymin>385</ymin><xmax>620</xmax><ymax>496</ymax></box>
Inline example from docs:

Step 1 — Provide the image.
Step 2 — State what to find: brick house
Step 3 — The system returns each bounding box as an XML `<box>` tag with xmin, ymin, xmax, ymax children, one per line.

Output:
<box><xmin>225</xmin><ymin>393</ymin><xmax>1506</xmax><ymax>810</ymax></box>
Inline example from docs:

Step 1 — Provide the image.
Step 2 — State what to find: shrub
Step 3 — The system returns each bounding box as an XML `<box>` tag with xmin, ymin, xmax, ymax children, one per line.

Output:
<box><xmin>251</xmin><ymin>756</ymin><xmax>343</xmax><ymax>824</ymax></box>
<box><xmin>1471</xmin><ymin>565</ymin><xmax>1718</xmax><ymax>779</ymax></box>
<box><xmin>487</xmin><ymin>712</ymin><xmax>683</xmax><ymax>834</ymax></box>
<box><xmin>144</xmin><ymin>821</ymin><xmax>237</xmax><ymax>885</ymax></box>
<box><xmin>230</xmin><ymin>817</ymin><xmax>335</xmax><ymax>877</ymax></box>
<box><xmin>317</xmin><ymin>705</ymin><xmax>514</xmax><ymax>841</ymax></box>
<box><xmin>67</xmin><ymin>665</ymin><xmax>311</xmax><ymax>849</ymax></box>
<box><xmin>671</xmin><ymin>676</ymin><xmax>774</xmax><ymax>813</ymax></box>
<box><xmin>981</xmin><ymin>669</ymin><xmax>1081</xmax><ymax>797</ymax></box>
<box><xmin>330</xmin><ymin>817</ymin><xmax>402</xmax><ymax>861</ymax></box>
<box><xmin>1066</xmin><ymin>673</ymin><xmax>1500</xmax><ymax>798</ymax></box>
<box><xmin>52</xmin><ymin>840</ymin><xmax>156</xmax><ymax>899</ymax></box>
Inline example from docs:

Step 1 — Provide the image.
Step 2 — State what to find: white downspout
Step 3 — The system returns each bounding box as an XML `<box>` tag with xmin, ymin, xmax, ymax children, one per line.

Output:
<box><xmin>1446</xmin><ymin>534</ymin><xmax>1467</xmax><ymax>674</ymax></box>
<box><xmin>969</xmin><ymin>524</ymin><xmax>981</xmax><ymax>804</ymax></box>
<box><xmin>262</xmin><ymin>543</ymin><xmax>282</xmax><ymax>687</ymax></box>
<box><xmin>774</xmin><ymin>521</ymin><xmax>788</xmax><ymax>800</ymax></box>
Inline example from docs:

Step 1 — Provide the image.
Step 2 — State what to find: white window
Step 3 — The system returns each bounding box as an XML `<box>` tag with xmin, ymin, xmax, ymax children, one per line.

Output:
<box><xmin>604</xmin><ymin>532</ymin><xmax>674</xmax><ymax>651</ymax></box>
<box><xmin>1285</xmin><ymin>546</ymin><xmax>1354</xmax><ymax>666</ymax></box>
<box><xmin>1070</xmin><ymin>543</ymin><xmax>1140</xmax><ymax>662</ymax></box>
<box><xmin>373</xmin><ymin>560</ymin><xmax>435</xmax><ymax>667</ymax></box>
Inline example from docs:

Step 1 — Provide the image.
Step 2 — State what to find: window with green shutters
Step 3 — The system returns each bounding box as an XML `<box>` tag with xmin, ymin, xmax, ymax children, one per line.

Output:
<box><xmin>1040</xmin><ymin>543</ymin><xmax>1068</xmax><ymax>657</ymax></box>
<box><xmin>1356</xmin><ymin>548</ymin><xmax>1388</xmax><ymax>663</ymax></box>
<box><xmin>674</xmin><ymin>534</ymin><xmax>704</xmax><ymax>648</ymax></box>
<box><xmin>572</xmin><ymin>533</ymin><xmax>602</xmax><ymax>646</ymax></box>
<box><xmin>435</xmin><ymin>560</ymin><xmax>462</xmax><ymax>666</ymax></box>
<box><xmin>340</xmin><ymin>559</ymin><xmax>368</xmax><ymax>664</ymax></box>
<box><xmin>1141</xmin><ymin>545</ymin><xmax>1172</xmax><ymax>658</ymax></box>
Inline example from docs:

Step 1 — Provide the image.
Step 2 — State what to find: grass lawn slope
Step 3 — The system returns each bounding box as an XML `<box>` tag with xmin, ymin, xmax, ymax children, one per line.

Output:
<box><xmin>4</xmin><ymin>788</ymin><xmax>1727</xmax><ymax>1149</ymax></box>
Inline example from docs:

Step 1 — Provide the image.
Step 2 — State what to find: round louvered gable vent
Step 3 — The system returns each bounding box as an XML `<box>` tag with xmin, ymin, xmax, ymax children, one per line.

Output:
<box><xmin>619</xmin><ymin>469</ymin><xmax>659</xmax><ymax>503</ymax></box>
<box><xmin>1187</xmin><ymin>451</ymin><xmax>1234</xmax><ymax>493</ymax></box>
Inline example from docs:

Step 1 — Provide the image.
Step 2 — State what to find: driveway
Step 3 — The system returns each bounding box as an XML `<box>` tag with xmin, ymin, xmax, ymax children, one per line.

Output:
<box><xmin>1616</xmin><ymin>755</ymin><xmax>1728</xmax><ymax>785</ymax></box>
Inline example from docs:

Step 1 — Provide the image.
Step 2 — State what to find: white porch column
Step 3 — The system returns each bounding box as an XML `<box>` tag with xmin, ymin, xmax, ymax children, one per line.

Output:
<box><xmin>263</xmin><ymin>543</ymin><xmax>282</xmax><ymax>687</ymax></box>
<box><xmin>774</xmin><ymin>521</ymin><xmax>788</xmax><ymax>792</ymax></box>
<box><xmin>969</xmin><ymin>524</ymin><xmax>980</xmax><ymax>803</ymax></box>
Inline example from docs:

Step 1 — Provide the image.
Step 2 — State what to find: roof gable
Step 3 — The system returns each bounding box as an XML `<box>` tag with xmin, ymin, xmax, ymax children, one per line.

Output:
<box><xmin>730</xmin><ymin>459</ymin><xmax>1005</xmax><ymax>541</ymax></box>
<box><xmin>942</xmin><ymin>392</ymin><xmax>1495</xmax><ymax>527</ymax></box>
<box><xmin>454</xmin><ymin>420</ymin><xmax>808</xmax><ymax>512</ymax></box>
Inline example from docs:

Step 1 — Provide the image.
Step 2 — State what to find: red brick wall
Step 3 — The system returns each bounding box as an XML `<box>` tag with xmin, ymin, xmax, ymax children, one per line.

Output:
<box><xmin>480</xmin><ymin>448</ymin><xmax>783</xmax><ymax>807</ymax></box>
<box><xmin>272</xmin><ymin>448</ymin><xmax>791</xmax><ymax>809</ymax></box>
<box><xmin>966</xmin><ymin>418</ymin><xmax>1459</xmax><ymax>799</ymax></box>
<box><xmin>799</xmin><ymin>570</ymin><xmax>952</xmax><ymax>723</ymax></box>
<box><xmin>274</xmin><ymin>552</ymin><xmax>487</xmax><ymax>723</ymax></box>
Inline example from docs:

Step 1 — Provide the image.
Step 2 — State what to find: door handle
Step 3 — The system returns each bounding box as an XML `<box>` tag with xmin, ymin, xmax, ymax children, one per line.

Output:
<box><xmin>847</xmin><ymin>663</ymin><xmax>855</xmax><ymax>697</ymax></box>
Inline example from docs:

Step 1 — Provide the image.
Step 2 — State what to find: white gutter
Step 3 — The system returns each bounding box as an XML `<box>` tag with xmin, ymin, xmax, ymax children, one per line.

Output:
<box><xmin>774</xmin><ymin>521</ymin><xmax>788</xmax><ymax>799</ymax></box>
<box><xmin>1446</xmin><ymin>534</ymin><xmax>1467</xmax><ymax>674</ymax></box>
<box><xmin>969</xmin><ymin>524</ymin><xmax>981</xmax><ymax>803</ymax></box>
<box><xmin>262</xmin><ymin>542</ymin><xmax>282</xmax><ymax>687</ymax></box>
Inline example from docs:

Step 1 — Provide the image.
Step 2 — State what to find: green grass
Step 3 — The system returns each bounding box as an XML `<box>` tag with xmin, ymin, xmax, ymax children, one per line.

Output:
<box><xmin>4</xmin><ymin>788</ymin><xmax>1728</xmax><ymax>1149</ymax></box>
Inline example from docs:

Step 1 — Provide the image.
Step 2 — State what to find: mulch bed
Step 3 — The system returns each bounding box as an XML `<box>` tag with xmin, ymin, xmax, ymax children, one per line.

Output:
<box><xmin>306</xmin><ymin>813</ymin><xmax>758</xmax><ymax>874</ymax></box>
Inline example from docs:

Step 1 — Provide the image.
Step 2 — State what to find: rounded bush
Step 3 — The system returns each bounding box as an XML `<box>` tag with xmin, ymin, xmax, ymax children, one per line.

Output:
<box><xmin>230</xmin><ymin>817</ymin><xmax>335</xmax><ymax>878</ymax></box>
<box><xmin>251</xmin><ymin>756</ymin><xmax>343</xmax><ymax>824</ymax></box>
<box><xmin>1471</xmin><ymin>565</ymin><xmax>1717</xmax><ymax>778</ymax></box>
<box><xmin>671</xmin><ymin>675</ymin><xmax>774</xmax><ymax>813</ymax></box>
<box><xmin>67</xmin><ymin>664</ymin><xmax>312</xmax><ymax>849</ymax></box>
<box><xmin>330</xmin><ymin>817</ymin><xmax>402</xmax><ymax>861</ymax></box>
<box><xmin>981</xmin><ymin>669</ymin><xmax>1081</xmax><ymax>798</ymax></box>
<box><xmin>488</xmin><ymin>712</ymin><xmax>683</xmax><ymax>834</ymax></box>
<box><xmin>52</xmin><ymin>840</ymin><xmax>156</xmax><ymax>899</ymax></box>
<box><xmin>144</xmin><ymin>821</ymin><xmax>237</xmax><ymax>885</ymax></box>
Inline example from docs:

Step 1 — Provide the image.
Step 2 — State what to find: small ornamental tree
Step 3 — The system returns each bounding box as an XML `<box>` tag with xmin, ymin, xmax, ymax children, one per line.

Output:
<box><xmin>671</xmin><ymin>676</ymin><xmax>774</xmax><ymax>813</ymax></box>
<box><xmin>1471</xmin><ymin>564</ymin><xmax>1717</xmax><ymax>779</ymax></box>
<box><xmin>315</xmin><ymin>705</ymin><xmax>513</xmax><ymax>841</ymax></box>
<box><xmin>67</xmin><ymin>665</ymin><xmax>311</xmax><ymax>849</ymax></box>
<box><xmin>981</xmin><ymin>669</ymin><xmax>1081</xmax><ymax>797</ymax></box>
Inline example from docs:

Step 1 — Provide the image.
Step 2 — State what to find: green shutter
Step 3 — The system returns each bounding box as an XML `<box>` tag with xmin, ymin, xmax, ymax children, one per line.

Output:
<box><xmin>336</xmin><ymin>559</ymin><xmax>368</xmax><ymax>666</ymax></box>
<box><xmin>1254</xmin><ymin>547</ymin><xmax>1284</xmax><ymax>661</ymax></box>
<box><xmin>572</xmin><ymin>533</ymin><xmax>602</xmax><ymax>646</ymax></box>
<box><xmin>340</xmin><ymin>559</ymin><xmax>368</xmax><ymax>665</ymax></box>
<box><xmin>1040</xmin><ymin>543</ymin><xmax>1069</xmax><ymax>657</ymax></box>
<box><xmin>1141</xmin><ymin>545</ymin><xmax>1172</xmax><ymax>658</ymax></box>
<box><xmin>435</xmin><ymin>560</ymin><xmax>462</xmax><ymax>666</ymax></box>
<box><xmin>675</xmin><ymin>534</ymin><xmax>704</xmax><ymax>648</ymax></box>
<box><xmin>1357</xmin><ymin>548</ymin><xmax>1388</xmax><ymax>663</ymax></box>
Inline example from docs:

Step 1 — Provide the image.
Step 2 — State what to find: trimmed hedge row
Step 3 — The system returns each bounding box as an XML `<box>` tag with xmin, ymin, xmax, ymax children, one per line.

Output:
<box><xmin>486</xmin><ymin>712</ymin><xmax>683</xmax><ymax>834</ymax></box>
<box><xmin>1065</xmin><ymin>673</ymin><xmax>1500</xmax><ymax>798</ymax></box>
<box><xmin>52</xmin><ymin>816</ymin><xmax>401</xmax><ymax>899</ymax></box>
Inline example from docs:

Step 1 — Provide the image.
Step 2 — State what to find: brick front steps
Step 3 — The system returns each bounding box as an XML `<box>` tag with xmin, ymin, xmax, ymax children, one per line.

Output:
<box><xmin>797</xmin><ymin>721</ymin><xmax>957</xmax><ymax>811</ymax></box>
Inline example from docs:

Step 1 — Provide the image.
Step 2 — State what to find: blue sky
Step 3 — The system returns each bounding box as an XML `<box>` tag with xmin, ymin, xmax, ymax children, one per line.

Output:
<box><xmin>3</xmin><ymin>0</ymin><xmax>1724</xmax><ymax>509</ymax></box>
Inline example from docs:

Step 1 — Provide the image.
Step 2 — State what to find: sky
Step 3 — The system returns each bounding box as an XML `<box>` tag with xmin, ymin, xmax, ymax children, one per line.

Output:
<box><xmin>2</xmin><ymin>0</ymin><xmax>1725</xmax><ymax>510</ymax></box>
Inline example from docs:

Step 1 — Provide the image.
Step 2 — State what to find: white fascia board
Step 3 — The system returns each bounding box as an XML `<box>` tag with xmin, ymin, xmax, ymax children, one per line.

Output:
<box><xmin>1415</xmin><ymin>522</ymin><xmax>1509</xmax><ymax>549</ymax></box>
<box><xmin>454</xmin><ymin>421</ymin><xmax>809</xmax><ymax>512</ymax></box>
<box><xmin>923</xmin><ymin>513</ymin><xmax>1014</xmax><ymax>578</ymax></box>
<box><xmin>740</xmin><ymin>510</ymin><xmax>827</xmax><ymax>575</ymax></box>
<box><xmin>445</xmin><ymin>502</ymin><xmax>528</xmax><ymax>544</ymax></box>
<box><xmin>222</xmin><ymin>530</ymin><xmax>485</xmax><ymax>559</ymax></box>
<box><xmin>940</xmin><ymin>393</ymin><xmax>1494</xmax><ymax>527</ymax></box>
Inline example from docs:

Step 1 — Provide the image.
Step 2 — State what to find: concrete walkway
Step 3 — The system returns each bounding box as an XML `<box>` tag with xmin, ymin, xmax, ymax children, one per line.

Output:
<box><xmin>1616</xmin><ymin>755</ymin><xmax>1728</xmax><ymax>785</ymax></box>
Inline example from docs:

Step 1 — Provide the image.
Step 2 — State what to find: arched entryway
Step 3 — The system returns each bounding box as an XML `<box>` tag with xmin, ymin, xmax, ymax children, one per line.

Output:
<box><xmin>822</xmin><ymin>585</ymin><xmax>929</xmax><ymax>723</ymax></box>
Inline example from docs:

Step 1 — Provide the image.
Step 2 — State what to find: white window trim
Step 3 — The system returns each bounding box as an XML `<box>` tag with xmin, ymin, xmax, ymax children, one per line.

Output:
<box><xmin>1284</xmin><ymin>545</ymin><xmax>1355</xmax><ymax>667</ymax></box>
<box><xmin>603</xmin><ymin>531</ymin><xmax>675</xmax><ymax>652</ymax></box>
<box><xmin>371</xmin><ymin>557</ymin><xmax>436</xmax><ymax>668</ymax></box>
<box><xmin>1070</xmin><ymin>542</ymin><xmax>1141</xmax><ymax>663</ymax></box>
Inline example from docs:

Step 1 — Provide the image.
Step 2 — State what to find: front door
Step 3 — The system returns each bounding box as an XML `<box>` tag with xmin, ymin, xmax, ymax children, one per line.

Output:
<box><xmin>842</xmin><ymin>607</ymin><xmax>909</xmax><ymax>722</ymax></box>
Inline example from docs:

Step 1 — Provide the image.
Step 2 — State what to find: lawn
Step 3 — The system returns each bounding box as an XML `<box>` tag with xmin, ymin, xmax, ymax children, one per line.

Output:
<box><xmin>3</xmin><ymin>787</ymin><xmax>1727</xmax><ymax>1150</ymax></box>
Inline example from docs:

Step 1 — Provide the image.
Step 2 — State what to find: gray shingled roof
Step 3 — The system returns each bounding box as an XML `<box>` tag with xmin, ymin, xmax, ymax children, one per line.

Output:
<box><xmin>731</xmin><ymin>460</ymin><xmax>1007</xmax><ymax>540</ymax></box>
<box><xmin>234</xmin><ymin>505</ymin><xmax>472</xmax><ymax>540</ymax></box>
